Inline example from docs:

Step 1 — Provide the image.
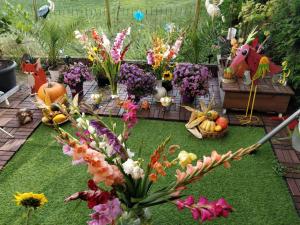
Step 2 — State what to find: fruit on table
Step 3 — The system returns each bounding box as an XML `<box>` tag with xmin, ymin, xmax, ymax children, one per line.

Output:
<box><xmin>52</xmin><ymin>114</ymin><xmax>67</xmax><ymax>124</ymax></box>
<box><xmin>38</xmin><ymin>82</ymin><xmax>67</xmax><ymax>106</ymax></box>
<box><xmin>186</xmin><ymin>115</ymin><xmax>206</xmax><ymax>129</ymax></box>
<box><xmin>42</xmin><ymin>116</ymin><xmax>50</xmax><ymax>124</ymax></box>
<box><xmin>199</xmin><ymin>120</ymin><xmax>216</xmax><ymax>132</ymax></box>
<box><xmin>50</xmin><ymin>103</ymin><xmax>61</xmax><ymax>112</ymax></box>
<box><xmin>216</xmin><ymin>117</ymin><xmax>229</xmax><ymax>129</ymax></box>
<box><xmin>215</xmin><ymin>125</ymin><xmax>223</xmax><ymax>132</ymax></box>
<box><xmin>206</xmin><ymin>110</ymin><xmax>219</xmax><ymax>121</ymax></box>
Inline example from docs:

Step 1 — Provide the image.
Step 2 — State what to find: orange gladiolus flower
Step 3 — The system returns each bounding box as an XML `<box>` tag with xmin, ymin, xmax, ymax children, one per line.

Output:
<box><xmin>153</xmin><ymin>162</ymin><xmax>166</xmax><ymax>176</ymax></box>
<box><xmin>149</xmin><ymin>173</ymin><xmax>158</xmax><ymax>182</ymax></box>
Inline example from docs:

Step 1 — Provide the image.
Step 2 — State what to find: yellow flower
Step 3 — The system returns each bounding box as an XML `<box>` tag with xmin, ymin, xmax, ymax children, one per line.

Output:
<box><xmin>162</xmin><ymin>71</ymin><xmax>173</xmax><ymax>81</ymax></box>
<box><xmin>178</xmin><ymin>151</ymin><xmax>197</xmax><ymax>168</ymax></box>
<box><xmin>88</xmin><ymin>54</ymin><xmax>94</xmax><ymax>62</ymax></box>
<box><xmin>14</xmin><ymin>192</ymin><xmax>48</xmax><ymax>208</ymax></box>
<box><xmin>92</xmin><ymin>47</ymin><xmax>98</xmax><ymax>52</ymax></box>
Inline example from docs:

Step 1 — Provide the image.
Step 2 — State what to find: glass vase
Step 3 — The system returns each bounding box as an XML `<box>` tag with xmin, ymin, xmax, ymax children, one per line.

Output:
<box><xmin>118</xmin><ymin>208</ymin><xmax>152</xmax><ymax>225</ymax></box>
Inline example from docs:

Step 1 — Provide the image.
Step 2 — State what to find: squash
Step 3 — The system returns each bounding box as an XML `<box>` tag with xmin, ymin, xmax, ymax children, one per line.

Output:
<box><xmin>52</xmin><ymin>114</ymin><xmax>67</xmax><ymax>124</ymax></box>
<box><xmin>224</xmin><ymin>67</ymin><xmax>234</xmax><ymax>79</ymax></box>
<box><xmin>206</xmin><ymin>110</ymin><xmax>219</xmax><ymax>121</ymax></box>
<box><xmin>38</xmin><ymin>82</ymin><xmax>67</xmax><ymax>106</ymax></box>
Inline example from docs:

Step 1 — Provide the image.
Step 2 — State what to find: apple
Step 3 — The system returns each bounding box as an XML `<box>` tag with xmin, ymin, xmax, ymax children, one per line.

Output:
<box><xmin>216</xmin><ymin>117</ymin><xmax>229</xmax><ymax>129</ymax></box>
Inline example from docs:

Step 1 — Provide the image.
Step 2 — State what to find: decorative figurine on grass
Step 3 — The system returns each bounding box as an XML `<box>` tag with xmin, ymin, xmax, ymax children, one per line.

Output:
<box><xmin>229</xmin><ymin>29</ymin><xmax>282</xmax><ymax>124</ymax></box>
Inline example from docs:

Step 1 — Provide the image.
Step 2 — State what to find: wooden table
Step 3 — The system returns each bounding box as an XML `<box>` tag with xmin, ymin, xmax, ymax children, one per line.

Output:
<box><xmin>219</xmin><ymin>72</ymin><xmax>294</xmax><ymax>114</ymax></box>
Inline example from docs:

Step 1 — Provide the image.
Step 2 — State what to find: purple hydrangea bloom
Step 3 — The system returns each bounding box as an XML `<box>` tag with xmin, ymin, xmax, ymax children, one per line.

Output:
<box><xmin>90</xmin><ymin>120</ymin><xmax>127</xmax><ymax>159</ymax></box>
<box><xmin>63</xmin><ymin>62</ymin><xmax>93</xmax><ymax>87</ymax></box>
<box><xmin>172</xmin><ymin>63</ymin><xmax>211</xmax><ymax>97</ymax></box>
<box><xmin>119</xmin><ymin>63</ymin><xmax>156</xmax><ymax>98</ymax></box>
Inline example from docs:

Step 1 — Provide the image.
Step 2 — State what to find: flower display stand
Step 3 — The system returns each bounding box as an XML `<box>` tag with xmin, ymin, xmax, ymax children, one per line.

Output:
<box><xmin>218</xmin><ymin>69</ymin><xmax>294</xmax><ymax>114</ymax></box>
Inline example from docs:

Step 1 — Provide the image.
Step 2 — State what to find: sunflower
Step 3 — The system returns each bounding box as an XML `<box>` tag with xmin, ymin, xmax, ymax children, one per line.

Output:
<box><xmin>14</xmin><ymin>192</ymin><xmax>48</xmax><ymax>209</ymax></box>
<box><xmin>162</xmin><ymin>71</ymin><xmax>173</xmax><ymax>81</ymax></box>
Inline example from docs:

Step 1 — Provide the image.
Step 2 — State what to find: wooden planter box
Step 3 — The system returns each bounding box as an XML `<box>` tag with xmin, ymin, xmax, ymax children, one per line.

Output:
<box><xmin>219</xmin><ymin>71</ymin><xmax>294</xmax><ymax>114</ymax></box>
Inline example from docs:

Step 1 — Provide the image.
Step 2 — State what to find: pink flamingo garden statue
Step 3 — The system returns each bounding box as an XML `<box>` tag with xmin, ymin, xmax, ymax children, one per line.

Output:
<box><xmin>229</xmin><ymin>30</ymin><xmax>282</xmax><ymax>124</ymax></box>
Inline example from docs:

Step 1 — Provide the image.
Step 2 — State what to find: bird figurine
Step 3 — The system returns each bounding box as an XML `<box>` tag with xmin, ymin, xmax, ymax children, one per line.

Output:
<box><xmin>38</xmin><ymin>0</ymin><xmax>55</xmax><ymax>19</ymax></box>
<box><xmin>229</xmin><ymin>29</ymin><xmax>282</xmax><ymax>124</ymax></box>
<box><xmin>205</xmin><ymin>0</ymin><xmax>224</xmax><ymax>19</ymax></box>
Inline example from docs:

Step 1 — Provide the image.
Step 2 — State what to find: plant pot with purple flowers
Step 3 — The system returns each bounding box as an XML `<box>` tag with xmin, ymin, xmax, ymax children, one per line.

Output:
<box><xmin>119</xmin><ymin>63</ymin><xmax>156</xmax><ymax>103</ymax></box>
<box><xmin>172</xmin><ymin>63</ymin><xmax>211</xmax><ymax>105</ymax></box>
<box><xmin>63</xmin><ymin>62</ymin><xmax>92</xmax><ymax>99</ymax></box>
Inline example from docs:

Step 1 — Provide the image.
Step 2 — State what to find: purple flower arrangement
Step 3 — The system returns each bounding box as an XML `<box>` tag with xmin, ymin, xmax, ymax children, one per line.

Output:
<box><xmin>119</xmin><ymin>63</ymin><xmax>156</xmax><ymax>99</ymax></box>
<box><xmin>63</xmin><ymin>62</ymin><xmax>93</xmax><ymax>88</ymax></box>
<box><xmin>172</xmin><ymin>63</ymin><xmax>210</xmax><ymax>97</ymax></box>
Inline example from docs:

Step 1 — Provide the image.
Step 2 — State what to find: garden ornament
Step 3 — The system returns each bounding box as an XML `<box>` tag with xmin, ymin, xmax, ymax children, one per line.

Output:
<box><xmin>38</xmin><ymin>0</ymin><xmax>55</xmax><ymax>18</ymax></box>
<box><xmin>16</xmin><ymin>108</ymin><xmax>33</xmax><ymax>125</ymax></box>
<box><xmin>205</xmin><ymin>0</ymin><xmax>224</xmax><ymax>19</ymax></box>
<box><xmin>140</xmin><ymin>100</ymin><xmax>150</xmax><ymax>110</ymax></box>
<box><xmin>278</xmin><ymin>61</ymin><xmax>291</xmax><ymax>86</ymax></box>
<box><xmin>229</xmin><ymin>29</ymin><xmax>282</xmax><ymax>124</ymax></box>
<box><xmin>21</xmin><ymin>58</ymin><xmax>47</xmax><ymax>94</ymax></box>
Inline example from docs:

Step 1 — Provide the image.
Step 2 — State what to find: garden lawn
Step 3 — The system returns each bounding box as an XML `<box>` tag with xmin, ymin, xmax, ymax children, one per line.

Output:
<box><xmin>0</xmin><ymin>119</ymin><xmax>299</xmax><ymax>225</ymax></box>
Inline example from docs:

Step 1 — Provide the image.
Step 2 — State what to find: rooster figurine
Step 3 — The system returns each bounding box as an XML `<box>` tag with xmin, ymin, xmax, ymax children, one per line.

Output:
<box><xmin>229</xmin><ymin>29</ymin><xmax>282</xmax><ymax>124</ymax></box>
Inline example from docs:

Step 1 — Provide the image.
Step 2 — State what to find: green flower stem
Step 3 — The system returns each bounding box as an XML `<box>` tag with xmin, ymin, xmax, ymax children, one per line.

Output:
<box><xmin>25</xmin><ymin>207</ymin><xmax>33</xmax><ymax>225</ymax></box>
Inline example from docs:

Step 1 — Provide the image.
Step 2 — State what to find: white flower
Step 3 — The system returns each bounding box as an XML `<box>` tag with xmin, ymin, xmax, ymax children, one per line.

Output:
<box><xmin>126</xmin><ymin>27</ymin><xmax>131</xmax><ymax>35</ymax></box>
<box><xmin>74</xmin><ymin>30</ymin><xmax>82</xmax><ymax>39</ymax></box>
<box><xmin>90</xmin><ymin>141</ymin><xmax>97</xmax><ymax>149</ymax></box>
<box><xmin>126</xmin><ymin>148</ymin><xmax>135</xmax><ymax>158</ymax></box>
<box><xmin>122</xmin><ymin>159</ymin><xmax>144</xmax><ymax>180</ymax></box>
<box><xmin>102</xmin><ymin>34</ymin><xmax>111</xmax><ymax>52</ymax></box>
<box><xmin>88</xmin><ymin>125</ymin><xmax>96</xmax><ymax>134</ymax></box>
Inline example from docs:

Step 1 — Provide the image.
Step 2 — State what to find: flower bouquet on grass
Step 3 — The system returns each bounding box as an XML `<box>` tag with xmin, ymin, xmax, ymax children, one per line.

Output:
<box><xmin>63</xmin><ymin>62</ymin><xmax>93</xmax><ymax>97</ymax></box>
<box><xmin>55</xmin><ymin>97</ymin><xmax>260</xmax><ymax>225</ymax></box>
<box><xmin>173</xmin><ymin>63</ymin><xmax>211</xmax><ymax>104</ymax></box>
<box><xmin>119</xmin><ymin>63</ymin><xmax>156</xmax><ymax>102</ymax></box>
<box><xmin>75</xmin><ymin>27</ymin><xmax>131</xmax><ymax>98</ymax></box>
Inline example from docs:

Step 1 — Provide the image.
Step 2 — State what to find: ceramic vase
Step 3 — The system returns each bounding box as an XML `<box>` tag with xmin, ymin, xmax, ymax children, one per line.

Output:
<box><xmin>153</xmin><ymin>80</ymin><xmax>167</xmax><ymax>102</ymax></box>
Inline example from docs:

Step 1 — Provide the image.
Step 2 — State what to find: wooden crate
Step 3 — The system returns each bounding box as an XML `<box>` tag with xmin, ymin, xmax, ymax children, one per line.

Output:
<box><xmin>219</xmin><ymin>70</ymin><xmax>294</xmax><ymax>114</ymax></box>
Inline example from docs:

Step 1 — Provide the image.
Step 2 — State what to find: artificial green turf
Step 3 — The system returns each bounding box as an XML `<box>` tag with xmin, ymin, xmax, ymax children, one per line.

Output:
<box><xmin>0</xmin><ymin>119</ymin><xmax>299</xmax><ymax>225</ymax></box>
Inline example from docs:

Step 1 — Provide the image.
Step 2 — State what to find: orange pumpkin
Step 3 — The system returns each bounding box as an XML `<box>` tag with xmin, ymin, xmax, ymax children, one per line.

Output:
<box><xmin>38</xmin><ymin>82</ymin><xmax>67</xmax><ymax>105</ymax></box>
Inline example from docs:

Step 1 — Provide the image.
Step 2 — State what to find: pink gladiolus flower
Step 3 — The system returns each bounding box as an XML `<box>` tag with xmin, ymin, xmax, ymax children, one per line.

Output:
<box><xmin>176</xmin><ymin>195</ymin><xmax>233</xmax><ymax>223</ymax></box>
<box><xmin>122</xmin><ymin>100</ymin><xmax>138</xmax><ymax>129</ymax></box>
<box><xmin>63</xmin><ymin>144</ymin><xmax>73</xmax><ymax>156</ymax></box>
<box><xmin>147</xmin><ymin>50</ymin><xmax>155</xmax><ymax>65</ymax></box>
<box><xmin>111</xmin><ymin>27</ymin><xmax>131</xmax><ymax>64</ymax></box>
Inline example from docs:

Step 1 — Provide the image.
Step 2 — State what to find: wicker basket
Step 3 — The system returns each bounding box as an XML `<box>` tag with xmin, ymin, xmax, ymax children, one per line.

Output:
<box><xmin>198</xmin><ymin>127</ymin><xmax>228</xmax><ymax>139</ymax></box>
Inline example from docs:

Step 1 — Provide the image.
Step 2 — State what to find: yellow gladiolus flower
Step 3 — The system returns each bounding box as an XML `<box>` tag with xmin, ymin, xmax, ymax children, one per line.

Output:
<box><xmin>88</xmin><ymin>54</ymin><xmax>94</xmax><ymax>62</ymax></box>
<box><xmin>178</xmin><ymin>151</ymin><xmax>197</xmax><ymax>168</ymax></box>
<box><xmin>14</xmin><ymin>192</ymin><xmax>48</xmax><ymax>208</ymax></box>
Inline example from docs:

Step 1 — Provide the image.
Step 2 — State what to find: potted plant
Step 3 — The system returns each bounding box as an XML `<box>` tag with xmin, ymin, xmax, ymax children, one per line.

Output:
<box><xmin>173</xmin><ymin>63</ymin><xmax>210</xmax><ymax>104</ymax></box>
<box><xmin>0</xmin><ymin>7</ymin><xmax>17</xmax><ymax>92</ymax></box>
<box><xmin>119</xmin><ymin>63</ymin><xmax>156</xmax><ymax>103</ymax></box>
<box><xmin>38</xmin><ymin>19</ymin><xmax>81</xmax><ymax>81</ymax></box>
<box><xmin>63</xmin><ymin>62</ymin><xmax>92</xmax><ymax>98</ymax></box>
<box><xmin>91</xmin><ymin>63</ymin><xmax>110</xmax><ymax>87</ymax></box>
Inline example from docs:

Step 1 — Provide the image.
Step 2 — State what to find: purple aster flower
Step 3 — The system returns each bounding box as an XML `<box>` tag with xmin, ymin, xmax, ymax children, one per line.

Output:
<box><xmin>172</xmin><ymin>63</ymin><xmax>211</xmax><ymax>97</ymax></box>
<box><xmin>63</xmin><ymin>62</ymin><xmax>92</xmax><ymax>87</ymax></box>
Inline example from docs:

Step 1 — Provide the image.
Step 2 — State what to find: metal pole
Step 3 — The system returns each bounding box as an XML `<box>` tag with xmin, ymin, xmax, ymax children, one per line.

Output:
<box><xmin>257</xmin><ymin>109</ymin><xmax>300</xmax><ymax>145</ymax></box>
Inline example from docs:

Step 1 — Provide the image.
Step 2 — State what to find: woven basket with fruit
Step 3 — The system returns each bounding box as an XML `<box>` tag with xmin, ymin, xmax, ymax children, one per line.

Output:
<box><xmin>184</xmin><ymin>99</ymin><xmax>229</xmax><ymax>139</ymax></box>
<box><xmin>41</xmin><ymin>103</ymin><xmax>69</xmax><ymax>126</ymax></box>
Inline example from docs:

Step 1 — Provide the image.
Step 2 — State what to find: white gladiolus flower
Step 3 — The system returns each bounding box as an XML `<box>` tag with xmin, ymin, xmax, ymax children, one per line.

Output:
<box><xmin>126</xmin><ymin>148</ymin><xmax>135</xmax><ymax>158</ymax></box>
<box><xmin>122</xmin><ymin>159</ymin><xmax>144</xmax><ymax>179</ymax></box>
<box><xmin>88</xmin><ymin>125</ymin><xmax>96</xmax><ymax>134</ymax></box>
<box><xmin>90</xmin><ymin>141</ymin><xmax>97</xmax><ymax>149</ymax></box>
